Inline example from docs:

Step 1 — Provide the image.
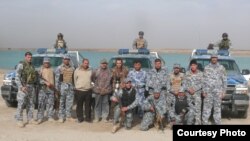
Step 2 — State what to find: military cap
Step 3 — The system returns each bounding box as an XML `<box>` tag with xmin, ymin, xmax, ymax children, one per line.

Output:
<box><xmin>153</xmin><ymin>88</ymin><xmax>161</xmax><ymax>94</ymax></box>
<box><xmin>139</xmin><ymin>31</ymin><xmax>144</xmax><ymax>35</ymax></box>
<box><xmin>124</xmin><ymin>78</ymin><xmax>132</xmax><ymax>83</ymax></box>
<box><xmin>63</xmin><ymin>54</ymin><xmax>70</xmax><ymax>60</ymax></box>
<box><xmin>43</xmin><ymin>57</ymin><xmax>50</xmax><ymax>63</ymax></box>
<box><xmin>173</xmin><ymin>63</ymin><xmax>181</xmax><ymax>68</ymax></box>
<box><xmin>100</xmin><ymin>58</ymin><xmax>108</xmax><ymax>64</ymax></box>
<box><xmin>210</xmin><ymin>54</ymin><xmax>218</xmax><ymax>58</ymax></box>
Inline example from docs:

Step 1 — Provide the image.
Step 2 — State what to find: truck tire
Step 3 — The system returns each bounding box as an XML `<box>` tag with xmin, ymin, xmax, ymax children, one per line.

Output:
<box><xmin>5</xmin><ymin>100</ymin><xmax>17</xmax><ymax>107</ymax></box>
<box><xmin>238</xmin><ymin>110</ymin><xmax>248</xmax><ymax>119</ymax></box>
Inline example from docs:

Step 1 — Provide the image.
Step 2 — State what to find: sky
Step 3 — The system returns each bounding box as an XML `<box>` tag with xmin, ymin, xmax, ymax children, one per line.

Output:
<box><xmin>0</xmin><ymin>0</ymin><xmax>250</xmax><ymax>49</ymax></box>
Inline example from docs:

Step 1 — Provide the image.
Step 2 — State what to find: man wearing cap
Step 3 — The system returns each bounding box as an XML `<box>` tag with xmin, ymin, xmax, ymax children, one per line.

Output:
<box><xmin>146</xmin><ymin>59</ymin><xmax>168</xmax><ymax>97</ymax></box>
<box><xmin>166</xmin><ymin>64</ymin><xmax>184</xmax><ymax>124</ymax></box>
<box><xmin>202</xmin><ymin>54</ymin><xmax>227</xmax><ymax>125</ymax></box>
<box><xmin>216</xmin><ymin>33</ymin><xmax>232</xmax><ymax>50</ymax></box>
<box><xmin>108</xmin><ymin>58</ymin><xmax>129</xmax><ymax>122</ymax></box>
<box><xmin>111</xmin><ymin>78</ymin><xmax>138</xmax><ymax>133</ymax></box>
<box><xmin>15</xmin><ymin>52</ymin><xmax>38</xmax><ymax>127</ymax></box>
<box><xmin>74</xmin><ymin>58</ymin><xmax>93</xmax><ymax>123</ymax></box>
<box><xmin>132</xmin><ymin>31</ymin><xmax>148</xmax><ymax>49</ymax></box>
<box><xmin>183</xmin><ymin>60</ymin><xmax>203</xmax><ymax>125</ymax></box>
<box><xmin>55</xmin><ymin>54</ymin><xmax>75</xmax><ymax>123</ymax></box>
<box><xmin>140</xmin><ymin>88</ymin><xmax>167</xmax><ymax>131</ymax></box>
<box><xmin>127</xmin><ymin>60</ymin><xmax>147</xmax><ymax>117</ymax></box>
<box><xmin>92</xmin><ymin>58</ymin><xmax>112</xmax><ymax>123</ymax></box>
<box><xmin>54</xmin><ymin>33</ymin><xmax>67</xmax><ymax>50</ymax></box>
<box><xmin>36</xmin><ymin>57</ymin><xmax>56</xmax><ymax>124</ymax></box>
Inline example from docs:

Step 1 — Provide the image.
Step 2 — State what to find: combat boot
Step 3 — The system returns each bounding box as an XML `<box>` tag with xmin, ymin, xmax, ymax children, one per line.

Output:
<box><xmin>34</xmin><ymin>119</ymin><xmax>43</xmax><ymax>125</ymax></box>
<box><xmin>58</xmin><ymin>118</ymin><xmax>64</xmax><ymax>123</ymax></box>
<box><xmin>17</xmin><ymin>121</ymin><xmax>25</xmax><ymax>128</ymax></box>
<box><xmin>111</xmin><ymin>125</ymin><xmax>119</xmax><ymax>133</ymax></box>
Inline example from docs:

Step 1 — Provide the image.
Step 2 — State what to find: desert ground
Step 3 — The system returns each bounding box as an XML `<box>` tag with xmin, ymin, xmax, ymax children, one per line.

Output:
<box><xmin>0</xmin><ymin>69</ymin><xmax>249</xmax><ymax>141</ymax></box>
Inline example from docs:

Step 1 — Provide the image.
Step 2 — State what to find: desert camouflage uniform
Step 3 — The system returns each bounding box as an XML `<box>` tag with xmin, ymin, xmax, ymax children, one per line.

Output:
<box><xmin>167</xmin><ymin>72</ymin><xmax>184</xmax><ymax>120</ymax></box>
<box><xmin>55</xmin><ymin>64</ymin><xmax>75</xmax><ymax>120</ymax></box>
<box><xmin>202</xmin><ymin>63</ymin><xmax>227</xmax><ymax>125</ymax></box>
<box><xmin>132</xmin><ymin>38</ymin><xmax>148</xmax><ymax>49</ymax></box>
<box><xmin>146</xmin><ymin>68</ymin><xmax>168</xmax><ymax>95</ymax></box>
<box><xmin>15</xmin><ymin>61</ymin><xmax>37</xmax><ymax>122</ymax></box>
<box><xmin>37</xmin><ymin>67</ymin><xmax>55</xmax><ymax>120</ymax></box>
<box><xmin>183</xmin><ymin>70</ymin><xmax>203</xmax><ymax>125</ymax></box>
<box><xmin>140</xmin><ymin>93</ymin><xmax>167</xmax><ymax>131</ymax></box>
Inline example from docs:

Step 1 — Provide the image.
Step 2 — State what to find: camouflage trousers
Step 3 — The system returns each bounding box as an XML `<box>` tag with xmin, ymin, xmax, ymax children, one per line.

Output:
<box><xmin>186</xmin><ymin>94</ymin><xmax>202</xmax><ymax>125</ymax></box>
<box><xmin>113</xmin><ymin>105</ymin><xmax>133</xmax><ymax>128</ymax></box>
<box><xmin>140</xmin><ymin>111</ymin><xmax>156</xmax><ymax>131</ymax></box>
<box><xmin>202</xmin><ymin>92</ymin><xmax>222</xmax><ymax>125</ymax></box>
<box><xmin>166</xmin><ymin>93</ymin><xmax>176</xmax><ymax>120</ymax></box>
<box><xmin>37</xmin><ymin>88</ymin><xmax>54</xmax><ymax>120</ymax></box>
<box><xmin>94</xmin><ymin>94</ymin><xmax>109</xmax><ymax>120</ymax></box>
<box><xmin>16</xmin><ymin>85</ymin><xmax>34</xmax><ymax>121</ymax></box>
<box><xmin>58</xmin><ymin>83</ymin><xmax>74</xmax><ymax>119</ymax></box>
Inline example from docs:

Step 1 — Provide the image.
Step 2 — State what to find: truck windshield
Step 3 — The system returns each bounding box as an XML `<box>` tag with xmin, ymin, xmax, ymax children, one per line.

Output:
<box><xmin>108</xmin><ymin>58</ymin><xmax>152</xmax><ymax>69</ymax></box>
<box><xmin>193</xmin><ymin>59</ymin><xmax>241</xmax><ymax>73</ymax></box>
<box><xmin>32</xmin><ymin>57</ymin><xmax>63</xmax><ymax>68</ymax></box>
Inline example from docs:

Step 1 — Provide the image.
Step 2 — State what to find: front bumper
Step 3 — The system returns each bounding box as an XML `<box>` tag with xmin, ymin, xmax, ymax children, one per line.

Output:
<box><xmin>1</xmin><ymin>85</ymin><xmax>18</xmax><ymax>102</ymax></box>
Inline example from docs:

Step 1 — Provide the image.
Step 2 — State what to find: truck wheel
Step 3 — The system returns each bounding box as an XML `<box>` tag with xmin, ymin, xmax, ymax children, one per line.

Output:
<box><xmin>238</xmin><ymin>110</ymin><xmax>248</xmax><ymax>119</ymax></box>
<box><xmin>5</xmin><ymin>100</ymin><xmax>17</xmax><ymax>107</ymax></box>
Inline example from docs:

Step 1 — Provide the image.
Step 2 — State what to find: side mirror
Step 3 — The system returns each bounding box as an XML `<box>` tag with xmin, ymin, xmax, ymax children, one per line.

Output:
<box><xmin>242</xmin><ymin>69</ymin><xmax>250</xmax><ymax>75</ymax></box>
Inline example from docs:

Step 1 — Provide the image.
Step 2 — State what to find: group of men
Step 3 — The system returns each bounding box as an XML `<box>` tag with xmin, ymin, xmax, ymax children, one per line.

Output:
<box><xmin>15</xmin><ymin>49</ymin><xmax>227</xmax><ymax>133</ymax></box>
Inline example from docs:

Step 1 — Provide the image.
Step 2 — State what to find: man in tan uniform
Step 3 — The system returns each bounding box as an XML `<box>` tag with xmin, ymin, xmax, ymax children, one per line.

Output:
<box><xmin>132</xmin><ymin>31</ymin><xmax>148</xmax><ymax>49</ymax></box>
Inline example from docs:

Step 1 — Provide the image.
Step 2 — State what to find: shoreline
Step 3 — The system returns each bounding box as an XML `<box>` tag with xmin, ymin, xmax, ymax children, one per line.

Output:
<box><xmin>1</xmin><ymin>48</ymin><xmax>250</xmax><ymax>56</ymax></box>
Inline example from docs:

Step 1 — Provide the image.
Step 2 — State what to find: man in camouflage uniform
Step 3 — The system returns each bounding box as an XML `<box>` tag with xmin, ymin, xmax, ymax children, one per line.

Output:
<box><xmin>36</xmin><ymin>57</ymin><xmax>55</xmax><ymax>124</ymax></box>
<box><xmin>55</xmin><ymin>55</ymin><xmax>75</xmax><ymax>123</ymax></box>
<box><xmin>127</xmin><ymin>60</ymin><xmax>147</xmax><ymax>117</ymax></box>
<box><xmin>108</xmin><ymin>58</ymin><xmax>129</xmax><ymax>121</ymax></box>
<box><xmin>216</xmin><ymin>33</ymin><xmax>232</xmax><ymax>50</ymax></box>
<box><xmin>202</xmin><ymin>54</ymin><xmax>227</xmax><ymax>125</ymax></box>
<box><xmin>92</xmin><ymin>59</ymin><xmax>113</xmax><ymax>123</ymax></box>
<box><xmin>15</xmin><ymin>52</ymin><xmax>37</xmax><ymax>127</ymax></box>
<box><xmin>167</xmin><ymin>64</ymin><xmax>184</xmax><ymax>123</ymax></box>
<box><xmin>140</xmin><ymin>88</ymin><xmax>167</xmax><ymax>131</ymax></box>
<box><xmin>132</xmin><ymin>31</ymin><xmax>148</xmax><ymax>49</ymax></box>
<box><xmin>54</xmin><ymin>33</ymin><xmax>67</xmax><ymax>50</ymax></box>
<box><xmin>183</xmin><ymin>60</ymin><xmax>203</xmax><ymax>125</ymax></box>
<box><xmin>146</xmin><ymin>59</ymin><xmax>168</xmax><ymax>97</ymax></box>
<box><xmin>111</xmin><ymin>78</ymin><xmax>138</xmax><ymax>133</ymax></box>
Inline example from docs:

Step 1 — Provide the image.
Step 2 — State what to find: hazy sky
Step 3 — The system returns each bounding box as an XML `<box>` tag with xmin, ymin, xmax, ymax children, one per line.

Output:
<box><xmin>0</xmin><ymin>0</ymin><xmax>250</xmax><ymax>49</ymax></box>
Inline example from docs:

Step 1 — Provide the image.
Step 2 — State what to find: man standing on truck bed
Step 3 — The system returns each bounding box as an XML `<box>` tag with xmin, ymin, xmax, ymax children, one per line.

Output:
<box><xmin>202</xmin><ymin>54</ymin><xmax>227</xmax><ymax>125</ymax></box>
<box><xmin>132</xmin><ymin>31</ymin><xmax>148</xmax><ymax>49</ymax></box>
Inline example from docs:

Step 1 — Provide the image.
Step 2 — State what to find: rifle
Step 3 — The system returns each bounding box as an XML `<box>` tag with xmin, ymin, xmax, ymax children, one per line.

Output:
<box><xmin>149</xmin><ymin>100</ymin><xmax>164</xmax><ymax>132</ymax></box>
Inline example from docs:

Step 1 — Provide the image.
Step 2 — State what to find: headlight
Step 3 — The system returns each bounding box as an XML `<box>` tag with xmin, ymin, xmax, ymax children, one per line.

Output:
<box><xmin>235</xmin><ymin>84</ymin><xmax>248</xmax><ymax>94</ymax></box>
<box><xmin>3</xmin><ymin>80</ymin><xmax>12</xmax><ymax>85</ymax></box>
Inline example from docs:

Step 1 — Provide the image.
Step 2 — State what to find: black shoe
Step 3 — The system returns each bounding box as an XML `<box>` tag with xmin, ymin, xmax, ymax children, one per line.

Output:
<box><xmin>76</xmin><ymin>119</ymin><xmax>83</xmax><ymax>123</ymax></box>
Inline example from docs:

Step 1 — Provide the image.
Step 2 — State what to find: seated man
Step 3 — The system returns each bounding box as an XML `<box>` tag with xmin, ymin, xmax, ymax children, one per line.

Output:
<box><xmin>169</xmin><ymin>87</ymin><xmax>188</xmax><ymax>127</ymax></box>
<box><xmin>111</xmin><ymin>78</ymin><xmax>138</xmax><ymax>133</ymax></box>
<box><xmin>132</xmin><ymin>31</ymin><xmax>148</xmax><ymax>49</ymax></box>
<box><xmin>54</xmin><ymin>33</ymin><xmax>67</xmax><ymax>50</ymax></box>
<box><xmin>140</xmin><ymin>88</ymin><xmax>166</xmax><ymax>131</ymax></box>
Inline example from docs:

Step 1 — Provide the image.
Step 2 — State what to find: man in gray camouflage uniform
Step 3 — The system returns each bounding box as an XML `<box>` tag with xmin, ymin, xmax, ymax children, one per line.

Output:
<box><xmin>36</xmin><ymin>57</ymin><xmax>55</xmax><ymax>124</ymax></box>
<box><xmin>146</xmin><ymin>59</ymin><xmax>168</xmax><ymax>97</ymax></box>
<box><xmin>55</xmin><ymin>55</ymin><xmax>75</xmax><ymax>123</ymax></box>
<box><xmin>15</xmin><ymin>52</ymin><xmax>37</xmax><ymax>127</ymax></box>
<box><xmin>140</xmin><ymin>88</ymin><xmax>167</xmax><ymax>131</ymax></box>
<box><xmin>202</xmin><ymin>54</ymin><xmax>227</xmax><ymax>125</ymax></box>
<box><xmin>183</xmin><ymin>60</ymin><xmax>203</xmax><ymax>125</ymax></box>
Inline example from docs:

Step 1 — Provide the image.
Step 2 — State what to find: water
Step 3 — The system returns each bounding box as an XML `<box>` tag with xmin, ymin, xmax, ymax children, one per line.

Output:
<box><xmin>0</xmin><ymin>50</ymin><xmax>249</xmax><ymax>71</ymax></box>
